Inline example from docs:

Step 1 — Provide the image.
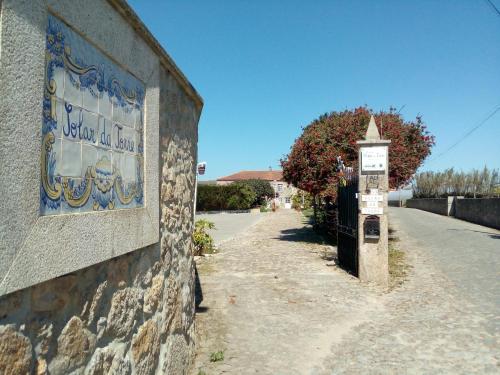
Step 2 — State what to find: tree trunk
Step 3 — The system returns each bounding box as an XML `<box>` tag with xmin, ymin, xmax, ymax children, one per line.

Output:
<box><xmin>313</xmin><ymin>194</ymin><xmax>318</xmax><ymax>228</ymax></box>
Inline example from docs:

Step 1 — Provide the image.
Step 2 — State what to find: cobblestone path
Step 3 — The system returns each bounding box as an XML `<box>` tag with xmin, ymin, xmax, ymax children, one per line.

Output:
<box><xmin>191</xmin><ymin>210</ymin><xmax>498</xmax><ymax>375</ymax></box>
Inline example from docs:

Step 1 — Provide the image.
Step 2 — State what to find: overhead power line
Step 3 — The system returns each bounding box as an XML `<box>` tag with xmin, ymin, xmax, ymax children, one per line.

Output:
<box><xmin>484</xmin><ymin>0</ymin><xmax>500</xmax><ymax>17</ymax></box>
<box><xmin>427</xmin><ymin>104</ymin><xmax>500</xmax><ymax>163</ymax></box>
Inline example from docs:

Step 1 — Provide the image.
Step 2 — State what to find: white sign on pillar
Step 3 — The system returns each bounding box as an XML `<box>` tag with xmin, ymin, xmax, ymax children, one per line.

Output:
<box><xmin>356</xmin><ymin>115</ymin><xmax>391</xmax><ymax>288</ymax></box>
<box><xmin>361</xmin><ymin>146</ymin><xmax>387</xmax><ymax>173</ymax></box>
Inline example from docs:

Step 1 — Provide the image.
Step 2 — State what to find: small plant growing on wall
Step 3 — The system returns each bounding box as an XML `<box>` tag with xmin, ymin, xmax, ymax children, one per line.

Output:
<box><xmin>193</xmin><ymin>219</ymin><xmax>216</xmax><ymax>256</ymax></box>
<box><xmin>209</xmin><ymin>350</ymin><xmax>225</xmax><ymax>362</ymax></box>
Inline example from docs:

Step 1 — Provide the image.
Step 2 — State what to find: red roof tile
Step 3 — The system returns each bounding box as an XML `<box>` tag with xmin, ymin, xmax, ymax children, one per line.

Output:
<box><xmin>217</xmin><ymin>170</ymin><xmax>284</xmax><ymax>182</ymax></box>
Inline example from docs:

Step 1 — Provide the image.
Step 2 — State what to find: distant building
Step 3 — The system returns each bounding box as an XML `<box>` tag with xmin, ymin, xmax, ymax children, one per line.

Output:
<box><xmin>216</xmin><ymin>170</ymin><xmax>297</xmax><ymax>208</ymax></box>
<box><xmin>197</xmin><ymin>180</ymin><xmax>217</xmax><ymax>186</ymax></box>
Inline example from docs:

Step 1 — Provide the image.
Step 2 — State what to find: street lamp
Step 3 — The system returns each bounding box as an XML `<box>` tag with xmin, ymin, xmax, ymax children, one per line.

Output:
<box><xmin>193</xmin><ymin>161</ymin><xmax>206</xmax><ymax>219</ymax></box>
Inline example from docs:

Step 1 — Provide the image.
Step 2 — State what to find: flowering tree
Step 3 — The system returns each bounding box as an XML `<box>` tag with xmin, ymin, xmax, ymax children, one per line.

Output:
<box><xmin>281</xmin><ymin>107</ymin><xmax>435</xmax><ymax>200</ymax></box>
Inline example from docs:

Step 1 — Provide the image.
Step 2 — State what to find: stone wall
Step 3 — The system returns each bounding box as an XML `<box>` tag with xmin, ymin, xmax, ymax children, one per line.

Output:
<box><xmin>0</xmin><ymin>68</ymin><xmax>200</xmax><ymax>375</ymax></box>
<box><xmin>455</xmin><ymin>198</ymin><xmax>500</xmax><ymax>230</ymax></box>
<box><xmin>0</xmin><ymin>0</ymin><xmax>202</xmax><ymax>374</ymax></box>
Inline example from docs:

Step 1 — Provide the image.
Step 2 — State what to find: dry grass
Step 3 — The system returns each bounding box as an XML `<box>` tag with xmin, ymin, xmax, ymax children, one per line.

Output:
<box><xmin>388</xmin><ymin>232</ymin><xmax>411</xmax><ymax>290</ymax></box>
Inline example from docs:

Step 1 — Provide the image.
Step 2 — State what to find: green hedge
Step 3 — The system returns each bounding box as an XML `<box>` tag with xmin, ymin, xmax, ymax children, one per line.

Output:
<box><xmin>196</xmin><ymin>183</ymin><xmax>256</xmax><ymax>211</ymax></box>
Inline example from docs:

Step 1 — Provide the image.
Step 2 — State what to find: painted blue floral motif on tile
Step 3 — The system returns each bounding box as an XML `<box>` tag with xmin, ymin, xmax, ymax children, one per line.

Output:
<box><xmin>41</xmin><ymin>14</ymin><xmax>145</xmax><ymax>215</ymax></box>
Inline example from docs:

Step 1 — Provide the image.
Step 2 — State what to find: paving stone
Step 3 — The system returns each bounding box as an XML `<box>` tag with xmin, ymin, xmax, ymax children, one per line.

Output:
<box><xmin>191</xmin><ymin>210</ymin><xmax>499</xmax><ymax>374</ymax></box>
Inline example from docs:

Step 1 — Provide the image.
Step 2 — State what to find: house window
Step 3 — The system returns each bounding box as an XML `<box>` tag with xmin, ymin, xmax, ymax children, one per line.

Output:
<box><xmin>285</xmin><ymin>197</ymin><xmax>291</xmax><ymax>203</ymax></box>
<box><xmin>277</xmin><ymin>184</ymin><xmax>283</xmax><ymax>192</ymax></box>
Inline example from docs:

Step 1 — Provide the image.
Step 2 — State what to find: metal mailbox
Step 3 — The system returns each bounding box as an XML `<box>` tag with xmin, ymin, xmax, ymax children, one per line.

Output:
<box><xmin>364</xmin><ymin>215</ymin><xmax>380</xmax><ymax>241</ymax></box>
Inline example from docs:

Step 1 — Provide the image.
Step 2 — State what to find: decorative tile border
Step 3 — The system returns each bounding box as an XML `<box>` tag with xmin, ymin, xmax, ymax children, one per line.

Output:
<box><xmin>41</xmin><ymin>14</ymin><xmax>145</xmax><ymax>215</ymax></box>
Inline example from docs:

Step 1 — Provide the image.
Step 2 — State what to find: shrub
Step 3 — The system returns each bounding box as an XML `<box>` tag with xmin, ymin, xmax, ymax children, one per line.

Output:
<box><xmin>229</xmin><ymin>182</ymin><xmax>257</xmax><ymax>209</ymax></box>
<box><xmin>238</xmin><ymin>179</ymin><xmax>274</xmax><ymax>206</ymax></box>
<box><xmin>196</xmin><ymin>183</ymin><xmax>256</xmax><ymax>211</ymax></box>
<box><xmin>413</xmin><ymin>167</ymin><xmax>500</xmax><ymax>198</ymax></box>
<box><xmin>292</xmin><ymin>191</ymin><xmax>313</xmax><ymax>210</ymax></box>
<box><xmin>193</xmin><ymin>219</ymin><xmax>216</xmax><ymax>256</ymax></box>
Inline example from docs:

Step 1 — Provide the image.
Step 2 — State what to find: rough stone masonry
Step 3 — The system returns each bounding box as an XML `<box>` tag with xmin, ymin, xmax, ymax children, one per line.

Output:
<box><xmin>0</xmin><ymin>1</ymin><xmax>202</xmax><ymax>374</ymax></box>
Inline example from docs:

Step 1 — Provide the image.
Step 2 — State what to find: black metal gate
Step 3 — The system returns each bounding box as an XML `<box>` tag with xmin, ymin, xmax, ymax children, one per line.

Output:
<box><xmin>337</xmin><ymin>174</ymin><xmax>359</xmax><ymax>276</ymax></box>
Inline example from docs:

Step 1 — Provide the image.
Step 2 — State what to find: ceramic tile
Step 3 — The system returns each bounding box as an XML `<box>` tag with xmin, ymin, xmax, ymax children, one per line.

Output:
<box><xmin>135</xmin><ymin>176</ymin><xmax>144</xmax><ymax>208</ymax></box>
<box><xmin>96</xmin><ymin>148</ymin><xmax>112</xmax><ymax>170</ymax></box>
<box><xmin>64</xmin><ymin>71</ymin><xmax>83</xmax><ymax>107</ymax></box>
<box><xmin>98</xmin><ymin>117</ymin><xmax>113</xmax><ymax>149</ymax></box>
<box><xmin>60</xmin><ymin>139</ymin><xmax>82</xmax><ymax>177</ymax></box>
<box><xmin>61</xmin><ymin>104</ymin><xmax>99</xmax><ymax>145</ymax></box>
<box><xmin>52</xmin><ymin>137</ymin><xmax>63</xmax><ymax>177</ymax></box>
<box><xmin>93</xmin><ymin>177</ymin><xmax>114</xmax><ymax>211</ymax></box>
<box><xmin>41</xmin><ymin>14</ymin><xmax>145</xmax><ymax>216</ymax></box>
<box><xmin>134</xmin><ymin>130</ymin><xmax>143</xmax><ymax>154</ymax></box>
<box><xmin>136</xmin><ymin>194</ymin><xmax>144</xmax><ymax>208</ymax></box>
<box><xmin>52</xmin><ymin>66</ymin><xmax>65</xmax><ymax>99</ymax></box>
<box><xmin>61</xmin><ymin>177</ymin><xmax>82</xmax><ymax>214</ymax></box>
<box><xmin>112</xmin><ymin>123</ymin><xmax>137</xmax><ymax>153</ymax></box>
<box><xmin>81</xmin><ymin>144</ymin><xmax>98</xmax><ymax>177</ymax></box>
<box><xmin>114</xmin><ymin>179</ymin><xmax>137</xmax><ymax>210</ymax></box>
<box><xmin>111</xmin><ymin>100</ymin><xmax>122</xmax><ymax>123</ymax></box>
<box><xmin>81</xmin><ymin>110</ymin><xmax>99</xmax><ymax>146</ymax></box>
<box><xmin>120</xmin><ymin>153</ymin><xmax>137</xmax><ymax>181</ymax></box>
<box><xmin>61</xmin><ymin>102</ymin><xmax>81</xmax><ymax>142</ymax></box>
<box><xmin>112</xmin><ymin>102</ymin><xmax>134</xmax><ymax>127</ymax></box>
<box><xmin>40</xmin><ymin>192</ymin><xmax>61</xmax><ymax>216</ymax></box>
<box><xmin>94</xmin><ymin>149</ymin><xmax>114</xmax><ymax>210</ymax></box>
<box><xmin>99</xmin><ymin>95</ymin><xmax>113</xmax><ymax>119</ymax></box>
<box><xmin>79</xmin><ymin>185</ymin><xmax>95</xmax><ymax>213</ymax></box>
<box><xmin>112</xmin><ymin>151</ymin><xmax>124</xmax><ymax>175</ymax></box>
<box><xmin>82</xmin><ymin>84</ymin><xmax>99</xmax><ymax>114</ymax></box>
<box><xmin>137</xmin><ymin>158</ymin><xmax>144</xmax><ymax>182</ymax></box>
<box><xmin>133</xmin><ymin>105</ymin><xmax>143</xmax><ymax>130</ymax></box>
<box><xmin>52</xmin><ymin>98</ymin><xmax>65</xmax><ymax>139</ymax></box>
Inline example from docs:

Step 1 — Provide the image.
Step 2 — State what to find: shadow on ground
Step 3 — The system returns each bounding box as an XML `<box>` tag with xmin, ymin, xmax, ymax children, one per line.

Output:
<box><xmin>195</xmin><ymin>264</ymin><xmax>204</xmax><ymax>311</ymax></box>
<box><xmin>447</xmin><ymin>228</ymin><xmax>500</xmax><ymax>240</ymax></box>
<box><xmin>275</xmin><ymin>227</ymin><xmax>330</xmax><ymax>245</ymax></box>
<box><xmin>274</xmin><ymin>224</ymin><xmax>341</xmax><ymax>267</ymax></box>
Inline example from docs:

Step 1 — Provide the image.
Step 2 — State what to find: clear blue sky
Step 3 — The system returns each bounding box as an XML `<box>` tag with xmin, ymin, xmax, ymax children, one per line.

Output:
<box><xmin>129</xmin><ymin>0</ymin><xmax>500</xmax><ymax>181</ymax></box>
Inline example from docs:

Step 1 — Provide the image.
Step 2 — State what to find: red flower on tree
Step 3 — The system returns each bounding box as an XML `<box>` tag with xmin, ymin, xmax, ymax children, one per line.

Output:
<box><xmin>280</xmin><ymin>107</ymin><xmax>435</xmax><ymax>200</ymax></box>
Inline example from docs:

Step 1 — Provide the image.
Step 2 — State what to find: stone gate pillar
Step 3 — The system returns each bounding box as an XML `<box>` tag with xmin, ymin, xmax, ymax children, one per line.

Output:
<box><xmin>356</xmin><ymin>116</ymin><xmax>391</xmax><ymax>287</ymax></box>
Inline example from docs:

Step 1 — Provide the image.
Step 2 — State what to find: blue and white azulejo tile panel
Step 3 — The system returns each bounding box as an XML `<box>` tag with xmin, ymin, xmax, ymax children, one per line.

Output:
<box><xmin>40</xmin><ymin>14</ymin><xmax>145</xmax><ymax>215</ymax></box>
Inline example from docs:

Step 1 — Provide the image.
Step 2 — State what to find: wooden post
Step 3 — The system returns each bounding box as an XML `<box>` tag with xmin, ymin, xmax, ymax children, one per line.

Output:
<box><xmin>356</xmin><ymin>116</ymin><xmax>391</xmax><ymax>287</ymax></box>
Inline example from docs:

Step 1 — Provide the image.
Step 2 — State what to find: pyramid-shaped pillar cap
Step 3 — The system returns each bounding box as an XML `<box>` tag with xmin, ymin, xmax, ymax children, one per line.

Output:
<box><xmin>357</xmin><ymin>115</ymin><xmax>391</xmax><ymax>145</ymax></box>
<box><xmin>365</xmin><ymin>115</ymin><xmax>380</xmax><ymax>140</ymax></box>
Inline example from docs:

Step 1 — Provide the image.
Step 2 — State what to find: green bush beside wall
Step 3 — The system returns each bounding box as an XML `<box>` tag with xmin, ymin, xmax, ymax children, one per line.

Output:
<box><xmin>196</xmin><ymin>183</ymin><xmax>256</xmax><ymax>211</ymax></box>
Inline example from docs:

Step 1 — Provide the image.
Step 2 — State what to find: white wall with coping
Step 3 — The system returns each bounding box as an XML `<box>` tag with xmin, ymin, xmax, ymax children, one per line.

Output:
<box><xmin>455</xmin><ymin>198</ymin><xmax>500</xmax><ymax>230</ymax></box>
<box><xmin>0</xmin><ymin>0</ymin><xmax>202</xmax><ymax>296</ymax></box>
<box><xmin>406</xmin><ymin>197</ymin><xmax>454</xmax><ymax>216</ymax></box>
<box><xmin>408</xmin><ymin>197</ymin><xmax>500</xmax><ymax>230</ymax></box>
